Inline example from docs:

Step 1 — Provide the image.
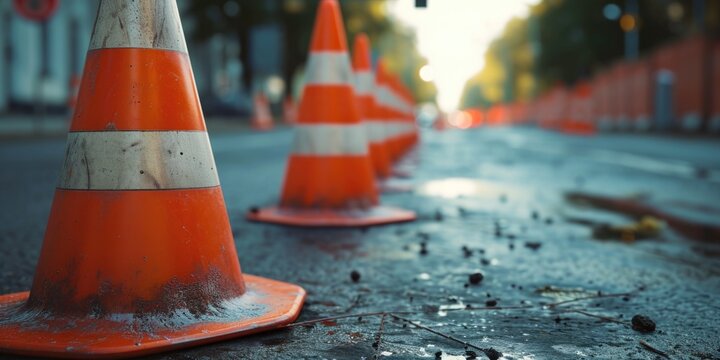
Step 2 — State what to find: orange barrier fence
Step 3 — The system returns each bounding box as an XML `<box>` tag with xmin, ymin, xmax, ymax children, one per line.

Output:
<box><xmin>459</xmin><ymin>35</ymin><xmax>720</xmax><ymax>134</ymax></box>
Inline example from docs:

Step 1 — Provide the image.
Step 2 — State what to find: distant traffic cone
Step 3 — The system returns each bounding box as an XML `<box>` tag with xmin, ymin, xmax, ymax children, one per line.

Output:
<box><xmin>247</xmin><ymin>0</ymin><xmax>415</xmax><ymax>227</ymax></box>
<box><xmin>375</xmin><ymin>63</ymin><xmax>413</xmax><ymax>177</ymax></box>
<box><xmin>375</xmin><ymin>61</ymin><xmax>404</xmax><ymax>164</ymax></box>
<box><xmin>398</xmin><ymin>80</ymin><xmax>419</xmax><ymax>147</ymax></box>
<box><xmin>389</xmin><ymin>75</ymin><xmax>412</xmax><ymax>158</ymax></box>
<box><xmin>358</xmin><ymin>50</ymin><xmax>413</xmax><ymax>193</ymax></box>
<box><xmin>395</xmin><ymin>75</ymin><xmax>418</xmax><ymax>155</ymax></box>
<box><xmin>252</xmin><ymin>92</ymin><xmax>274</xmax><ymax>130</ymax></box>
<box><xmin>0</xmin><ymin>1</ymin><xmax>304</xmax><ymax>358</ymax></box>
<box><xmin>352</xmin><ymin>34</ymin><xmax>391</xmax><ymax>179</ymax></box>
<box><xmin>373</xmin><ymin>60</ymin><xmax>396</xmax><ymax>162</ymax></box>
<box><xmin>283</xmin><ymin>95</ymin><xmax>298</xmax><ymax>125</ymax></box>
<box><xmin>389</xmin><ymin>75</ymin><xmax>419</xmax><ymax>174</ymax></box>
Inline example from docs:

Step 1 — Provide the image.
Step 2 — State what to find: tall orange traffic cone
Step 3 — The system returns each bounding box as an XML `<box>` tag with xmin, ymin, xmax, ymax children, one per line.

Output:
<box><xmin>252</xmin><ymin>92</ymin><xmax>274</xmax><ymax>130</ymax></box>
<box><xmin>247</xmin><ymin>0</ymin><xmax>415</xmax><ymax>227</ymax></box>
<box><xmin>352</xmin><ymin>34</ymin><xmax>391</xmax><ymax>179</ymax></box>
<box><xmin>0</xmin><ymin>1</ymin><xmax>304</xmax><ymax>358</ymax></box>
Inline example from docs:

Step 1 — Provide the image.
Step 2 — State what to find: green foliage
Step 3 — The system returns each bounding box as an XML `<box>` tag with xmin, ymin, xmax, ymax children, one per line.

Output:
<box><xmin>459</xmin><ymin>0</ymin><xmax>713</xmax><ymax>109</ymax></box>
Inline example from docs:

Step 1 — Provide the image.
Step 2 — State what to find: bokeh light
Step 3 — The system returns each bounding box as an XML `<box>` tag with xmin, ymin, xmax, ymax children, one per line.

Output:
<box><xmin>602</xmin><ymin>4</ymin><xmax>622</xmax><ymax>21</ymax></box>
<box><xmin>418</xmin><ymin>64</ymin><xmax>434</xmax><ymax>82</ymax></box>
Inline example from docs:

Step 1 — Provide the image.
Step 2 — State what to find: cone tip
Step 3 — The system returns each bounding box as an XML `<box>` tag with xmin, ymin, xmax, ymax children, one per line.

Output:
<box><xmin>352</xmin><ymin>33</ymin><xmax>372</xmax><ymax>71</ymax></box>
<box><xmin>310</xmin><ymin>0</ymin><xmax>348</xmax><ymax>52</ymax></box>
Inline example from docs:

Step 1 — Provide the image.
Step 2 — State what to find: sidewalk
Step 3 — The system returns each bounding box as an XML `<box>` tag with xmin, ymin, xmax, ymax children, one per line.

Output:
<box><xmin>0</xmin><ymin>115</ymin><xmax>277</xmax><ymax>140</ymax></box>
<box><xmin>0</xmin><ymin>115</ymin><xmax>70</xmax><ymax>139</ymax></box>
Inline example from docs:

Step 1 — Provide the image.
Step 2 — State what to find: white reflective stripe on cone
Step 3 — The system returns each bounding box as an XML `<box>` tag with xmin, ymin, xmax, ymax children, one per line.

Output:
<box><xmin>59</xmin><ymin>131</ymin><xmax>219</xmax><ymax>190</ymax></box>
<box><xmin>364</xmin><ymin>121</ymin><xmax>387</xmax><ymax>143</ymax></box>
<box><xmin>354</xmin><ymin>71</ymin><xmax>374</xmax><ymax>96</ymax></box>
<box><xmin>292</xmin><ymin>124</ymin><xmax>369</xmax><ymax>156</ymax></box>
<box><xmin>385</xmin><ymin>121</ymin><xmax>411</xmax><ymax>138</ymax></box>
<box><xmin>305</xmin><ymin>52</ymin><xmax>354</xmax><ymax>86</ymax></box>
<box><xmin>90</xmin><ymin>0</ymin><xmax>188</xmax><ymax>53</ymax></box>
<box><xmin>376</xmin><ymin>86</ymin><xmax>412</xmax><ymax>114</ymax></box>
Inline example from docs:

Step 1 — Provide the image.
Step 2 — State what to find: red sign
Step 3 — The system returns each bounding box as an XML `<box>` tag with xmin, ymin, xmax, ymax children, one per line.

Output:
<box><xmin>13</xmin><ymin>0</ymin><xmax>59</xmax><ymax>22</ymax></box>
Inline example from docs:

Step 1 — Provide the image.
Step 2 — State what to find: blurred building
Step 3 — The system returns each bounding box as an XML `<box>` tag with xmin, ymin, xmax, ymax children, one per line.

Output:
<box><xmin>0</xmin><ymin>1</ymin><xmax>97</xmax><ymax>114</ymax></box>
<box><xmin>0</xmin><ymin>1</ymin><xmax>257</xmax><ymax>117</ymax></box>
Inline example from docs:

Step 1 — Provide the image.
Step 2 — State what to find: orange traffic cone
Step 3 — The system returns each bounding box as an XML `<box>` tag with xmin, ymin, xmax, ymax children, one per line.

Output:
<box><xmin>375</xmin><ymin>63</ymin><xmax>411</xmax><ymax>177</ymax></box>
<box><xmin>354</xmin><ymin>38</ymin><xmax>411</xmax><ymax>193</ymax></box>
<box><xmin>352</xmin><ymin>34</ymin><xmax>391</xmax><ymax>179</ymax></box>
<box><xmin>252</xmin><ymin>92</ymin><xmax>274</xmax><ymax>130</ymax></box>
<box><xmin>0</xmin><ymin>1</ymin><xmax>304</xmax><ymax>358</ymax></box>
<box><xmin>247</xmin><ymin>0</ymin><xmax>415</xmax><ymax>227</ymax></box>
<box><xmin>391</xmin><ymin>75</ymin><xmax>417</xmax><ymax>156</ymax></box>
<box><xmin>374</xmin><ymin>61</ymin><xmax>401</xmax><ymax>164</ymax></box>
<box><xmin>398</xmin><ymin>80</ymin><xmax>419</xmax><ymax>148</ymax></box>
<box><xmin>388</xmin><ymin>75</ymin><xmax>419</xmax><ymax>174</ymax></box>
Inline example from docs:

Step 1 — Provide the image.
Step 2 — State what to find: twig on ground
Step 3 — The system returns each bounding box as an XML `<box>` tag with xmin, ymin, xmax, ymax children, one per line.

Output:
<box><xmin>286</xmin><ymin>289</ymin><xmax>635</xmax><ymax>329</ymax></box>
<box><xmin>446</xmin><ymin>304</ymin><xmax>534</xmax><ymax>313</ymax></box>
<box><xmin>283</xmin><ymin>303</ymin><xmax>532</xmax><ymax>329</ymax></box>
<box><xmin>284</xmin><ymin>289</ymin><xmax>636</xmax><ymax>359</ymax></box>
<box><xmin>546</xmin><ymin>292</ymin><xmax>634</xmax><ymax>308</ymax></box>
<box><xmin>560</xmin><ymin>309</ymin><xmax>629</xmax><ymax>326</ymax></box>
<box><xmin>639</xmin><ymin>340</ymin><xmax>670</xmax><ymax>358</ymax></box>
<box><xmin>372</xmin><ymin>313</ymin><xmax>388</xmax><ymax>360</ymax></box>
<box><xmin>343</xmin><ymin>294</ymin><xmax>363</xmax><ymax>313</ymax></box>
<box><xmin>284</xmin><ymin>310</ymin><xmax>414</xmax><ymax>328</ymax></box>
<box><xmin>389</xmin><ymin>313</ymin><xmax>498</xmax><ymax>359</ymax></box>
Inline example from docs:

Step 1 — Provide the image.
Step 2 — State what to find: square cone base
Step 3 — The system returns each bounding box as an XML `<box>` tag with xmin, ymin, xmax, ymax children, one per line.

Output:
<box><xmin>247</xmin><ymin>205</ymin><xmax>416</xmax><ymax>227</ymax></box>
<box><xmin>0</xmin><ymin>275</ymin><xmax>305</xmax><ymax>359</ymax></box>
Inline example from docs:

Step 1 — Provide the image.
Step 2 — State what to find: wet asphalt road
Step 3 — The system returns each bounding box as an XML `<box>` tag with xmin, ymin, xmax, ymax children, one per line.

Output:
<box><xmin>1</xmin><ymin>126</ymin><xmax>720</xmax><ymax>359</ymax></box>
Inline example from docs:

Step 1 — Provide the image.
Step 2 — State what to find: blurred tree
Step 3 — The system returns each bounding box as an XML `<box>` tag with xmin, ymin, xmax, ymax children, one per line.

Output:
<box><xmin>375</xmin><ymin>23</ymin><xmax>437</xmax><ymax>103</ymax></box>
<box><xmin>459</xmin><ymin>0</ymin><xmax>717</xmax><ymax>109</ymax></box>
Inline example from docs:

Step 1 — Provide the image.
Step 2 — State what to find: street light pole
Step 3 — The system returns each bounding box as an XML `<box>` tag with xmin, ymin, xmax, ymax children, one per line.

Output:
<box><xmin>625</xmin><ymin>0</ymin><xmax>639</xmax><ymax>60</ymax></box>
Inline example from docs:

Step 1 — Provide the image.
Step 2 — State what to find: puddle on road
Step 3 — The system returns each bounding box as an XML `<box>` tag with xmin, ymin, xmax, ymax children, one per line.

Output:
<box><xmin>416</xmin><ymin>273</ymin><xmax>431</xmax><ymax>281</ymax></box>
<box><xmin>438</xmin><ymin>302</ymin><xmax>466</xmax><ymax>317</ymax></box>
<box><xmin>417</xmin><ymin>178</ymin><xmax>530</xmax><ymax>201</ymax></box>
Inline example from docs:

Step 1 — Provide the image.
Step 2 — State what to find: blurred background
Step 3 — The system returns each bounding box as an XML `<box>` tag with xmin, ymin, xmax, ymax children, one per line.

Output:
<box><xmin>1</xmin><ymin>5</ymin><xmax>720</xmax><ymax>357</ymax></box>
<box><xmin>0</xmin><ymin>0</ymin><xmax>719</xmax><ymax>135</ymax></box>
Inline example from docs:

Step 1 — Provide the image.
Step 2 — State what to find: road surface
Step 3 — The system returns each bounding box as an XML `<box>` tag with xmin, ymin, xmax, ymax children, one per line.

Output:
<box><xmin>1</xmin><ymin>126</ymin><xmax>719</xmax><ymax>359</ymax></box>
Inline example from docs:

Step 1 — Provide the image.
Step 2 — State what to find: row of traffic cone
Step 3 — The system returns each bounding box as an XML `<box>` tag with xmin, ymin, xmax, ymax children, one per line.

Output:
<box><xmin>247</xmin><ymin>0</ymin><xmax>419</xmax><ymax>227</ymax></box>
<box><xmin>0</xmin><ymin>0</ymin><xmax>418</xmax><ymax>358</ymax></box>
<box><xmin>354</xmin><ymin>36</ymin><xmax>419</xmax><ymax>182</ymax></box>
<box><xmin>252</xmin><ymin>94</ymin><xmax>299</xmax><ymax>128</ymax></box>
